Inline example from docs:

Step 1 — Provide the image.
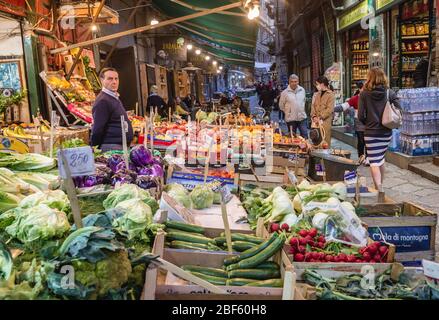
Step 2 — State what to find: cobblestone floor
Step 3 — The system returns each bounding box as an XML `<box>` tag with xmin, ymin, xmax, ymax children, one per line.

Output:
<box><xmin>332</xmin><ymin>138</ymin><xmax>439</xmax><ymax>262</ymax></box>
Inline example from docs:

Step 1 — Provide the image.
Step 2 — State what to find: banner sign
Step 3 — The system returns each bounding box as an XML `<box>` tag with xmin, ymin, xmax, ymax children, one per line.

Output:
<box><xmin>337</xmin><ymin>0</ymin><xmax>368</xmax><ymax>31</ymax></box>
<box><xmin>155</xmin><ymin>36</ymin><xmax>187</xmax><ymax>62</ymax></box>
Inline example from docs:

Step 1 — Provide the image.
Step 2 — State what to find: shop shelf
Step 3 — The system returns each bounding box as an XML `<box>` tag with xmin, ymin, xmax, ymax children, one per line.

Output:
<box><xmin>402</xmin><ymin>51</ymin><xmax>429</xmax><ymax>55</ymax></box>
<box><xmin>401</xmin><ymin>35</ymin><xmax>429</xmax><ymax>39</ymax></box>
<box><xmin>351</xmin><ymin>50</ymin><xmax>369</xmax><ymax>53</ymax></box>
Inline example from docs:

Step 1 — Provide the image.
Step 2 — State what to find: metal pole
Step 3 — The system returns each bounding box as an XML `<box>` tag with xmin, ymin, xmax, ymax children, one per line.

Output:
<box><xmin>66</xmin><ymin>0</ymin><xmax>106</xmax><ymax>80</ymax></box>
<box><xmin>51</xmin><ymin>2</ymin><xmax>243</xmax><ymax>54</ymax></box>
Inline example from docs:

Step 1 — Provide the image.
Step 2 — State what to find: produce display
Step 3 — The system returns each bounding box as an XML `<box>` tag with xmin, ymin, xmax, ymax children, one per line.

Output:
<box><xmin>179</xmin><ymin>232</ymin><xmax>286</xmax><ymax>288</ymax></box>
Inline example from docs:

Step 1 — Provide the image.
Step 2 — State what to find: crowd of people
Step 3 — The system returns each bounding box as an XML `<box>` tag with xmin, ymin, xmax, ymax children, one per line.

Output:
<box><xmin>91</xmin><ymin>66</ymin><xmax>400</xmax><ymax>192</ymax></box>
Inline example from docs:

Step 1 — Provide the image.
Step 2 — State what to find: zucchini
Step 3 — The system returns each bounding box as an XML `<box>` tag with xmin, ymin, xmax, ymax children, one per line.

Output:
<box><xmin>223</xmin><ymin>232</ymin><xmax>279</xmax><ymax>266</ymax></box>
<box><xmin>165</xmin><ymin>221</ymin><xmax>205</xmax><ymax>234</ymax></box>
<box><xmin>226</xmin><ymin>278</ymin><xmax>256</xmax><ymax>286</ymax></box>
<box><xmin>182</xmin><ymin>265</ymin><xmax>228</xmax><ymax>278</ymax></box>
<box><xmin>166</xmin><ymin>231</ymin><xmax>213</xmax><ymax>245</ymax></box>
<box><xmin>228</xmin><ymin>268</ymin><xmax>281</xmax><ymax>280</ymax></box>
<box><xmin>170</xmin><ymin>241</ymin><xmax>210</xmax><ymax>251</ymax></box>
<box><xmin>166</xmin><ymin>228</ymin><xmax>205</xmax><ymax>236</ymax></box>
<box><xmin>207</xmin><ymin>243</ymin><xmax>223</xmax><ymax>251</ymax></box>
<box><xmin>189</xmin><ymin>272</ymin><xmax>227</xmax><ymax>286</ymax></box>
<box><xmin>227</xmin><ymin>233</ymin><xmax>286</xmax><ymax>271</ymax></box>
<box><xmin>221</xmin><ymin>232</ymin><xmax>264</xmax><ymax>244</ymax></box>
<box><xmin>214</xmin><ymin>237</ymin><xmax>226</xmax><ymax>246</ymax></box>
<box><xmin>232</xmin><ymin>241</ymin><xmax>255</xmax><ymax>252</ymax></box>
<box><xmin>255</xmin><ymin>261</ymin><xmax>281</xmax><ymax>270</ymax></box>
<box><xmin>246</xmin><ymin>279</ymin><xmax>283</xmax><ymax>288</ymax></box>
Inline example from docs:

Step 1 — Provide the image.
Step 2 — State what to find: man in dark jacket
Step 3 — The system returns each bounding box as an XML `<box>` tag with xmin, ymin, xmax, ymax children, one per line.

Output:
<box><xmin>146</xmin><ymin>85</ymin><xmax>168</xmax><ymax>118</ymax></box>
<box><xmin>91</xmin><ymin>67</ymin><xmax>134</xmax><ymax>152</ymax></box>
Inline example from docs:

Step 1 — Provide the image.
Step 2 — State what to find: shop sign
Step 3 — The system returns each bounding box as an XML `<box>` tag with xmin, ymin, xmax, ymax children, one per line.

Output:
<box><xmin>0</xmin><ymin>0</ymin><xmax>25</xmax><ymax>17</ymax></box>
<box><xmin>376</xmin><ymin>0</ymin><xmax>401</xmax><ymax>11</ymax></box>
<box><xmin>155</xmin><ymin>36</ymin><xmax>187</xmax><ymax>62</ymax></box>
<box><xmin>337</xmin><ymin>0</ymin><xmax>369</xmax><ymax>31</ymax></box>
<box><xmin>368</xmin><ymin>226</ymin><xmax>432</xmax><ymax>252</ymax></box>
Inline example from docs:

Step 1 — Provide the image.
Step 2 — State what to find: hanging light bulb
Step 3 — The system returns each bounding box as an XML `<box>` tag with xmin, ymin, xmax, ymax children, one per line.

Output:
<box><xmin>195</xmin><ymin>49</ymin><xmax>201</xmax><ymax>55</ymax></box>
<box><xmin>219</xmin><ymin>66</ymin><xmax>223</xmax><ymax>70</ymax></box>
<box><xmin>251</xmin><ymin>5</ymin><xmax>260</xmax><ymax>19</ymax></box>
<box><xmin>205</xmin><ymin>55</ymin><xmax>210</xmax><ymax>61</ymax></box>
<box><xmin>212</xmin><ymin>60</ymin><xmax>217</xmax><ymax>66</ymax></box>
<box><xmin>217</xmin><ymin>70</ymin><xmax>221</xmax><ymax>74</ymax></box>
<box><xmin>91</xmin><ymin>24</ymin><xmax>98</xmax><ymax>32</ymax></box>
<box><xmin>187</xmin><ymin>44</ymin><xmax>193</xmax><ymax>50</ymax></box>
<box><xmin>150</xmin><ymin>18</ymin><xmax>159</xmax><ymax>26</ymax></box>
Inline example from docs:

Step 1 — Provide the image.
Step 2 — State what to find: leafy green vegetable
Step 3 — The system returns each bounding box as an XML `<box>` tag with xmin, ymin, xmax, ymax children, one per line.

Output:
<box><xmin>114</xmin><ymin>199</ymin><xmax>153</xmax><ymax>241</ymax></box>
<box><xmin>0</xmin><ymin>153</ymin><xmax>56</xmax><ymax>172</ymax></box>
<box><xmin>19</xmin><ymin>190</ymin><xmax>71</xmax><ymax>214</ymax></box>
<box><xmin>164</xmin><ymin>184</ymin><xmax>192</xmax><ymax>208</ymax></box>
<box><xmin>0</xmin><ymin>243</ymin><xmax>12</xmax><ymax>281</ymax></box>
<box><xmin>190</xmin><ymin>185</ymin><xmax>214</xmax><ymax>210</ymax></box>
<box><xmin>5</xmin><ymin>204</ymin><xmax>70</xmax><ymax>244</ymax></box>
<box><xmin>103</xmin><ymin>184</ymin><xmax>155</xmax><ymax>210</ymax></box>
<box><xmin>0</xmin><ymin>191</ymin><xmax>20</xmax><ymax>213</ymax></box>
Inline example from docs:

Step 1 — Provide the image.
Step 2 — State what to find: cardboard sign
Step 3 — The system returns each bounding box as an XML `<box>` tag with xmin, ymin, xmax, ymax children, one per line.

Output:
<box><xmin>57</xmin><ymin>146</ymin><xmax>95</xmax><ymax>179</ymax></box>
<box><xmin>287</xmin><ymin>171</ymin><xmax>298</xmax><ymax>184</ymax></box>
<box><xmin>315</xmin><ymin>164</ymin><xmax>325</xmax><ymax>177</ymax></box>
<box><xmin>161</xmin><ymin>192</ymin><xmax>195</xmax><ymax>224</ymax></box>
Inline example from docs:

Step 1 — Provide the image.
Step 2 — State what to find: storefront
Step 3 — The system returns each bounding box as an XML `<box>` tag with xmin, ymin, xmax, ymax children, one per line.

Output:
<box><xmin>0</xmin><ymin>7</ymin><xmax>30</xmax><ymax>124</ymax></box>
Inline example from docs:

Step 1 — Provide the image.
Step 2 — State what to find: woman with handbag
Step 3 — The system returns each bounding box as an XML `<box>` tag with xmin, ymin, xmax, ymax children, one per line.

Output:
<box><xmin>311</xmin><ymin>76</ymin><xmax>335</xmax><ymax>148</ymax></box>
<box><xmin>358</xmin><ymin>67</ymin><xmax>401</xmax><ymax>192</ymax></box>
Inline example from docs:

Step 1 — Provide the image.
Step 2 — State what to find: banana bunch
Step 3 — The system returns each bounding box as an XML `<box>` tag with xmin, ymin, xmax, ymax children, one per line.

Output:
<box><xmin>2</xmin><ymin>125</ymin><xmax>40</xmax><ymax>140</ymax></box>
<box><xmin>40</xmin><ymin>124</ymin><xmax>51</xmax><ymax>133</ymax></box>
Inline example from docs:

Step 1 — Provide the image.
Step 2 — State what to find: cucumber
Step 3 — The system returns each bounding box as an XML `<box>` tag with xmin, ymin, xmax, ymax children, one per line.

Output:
<box><xmin>246</xmin><ymin>279</ymin><xmax>283</xmax><ymax>288</ymax></box>
<box><xmin>165</xmin><ymin>221</ymin><xmax>205</xmax><ymax>234</ymax></box>
<box><xmin>255</xmin><ymin>261</ymin><xmax>281</xmax><ymax>270</ymax></box>
<box><xmin>166</xmin><ymin>231</ymin><xmax>214</xmax><ymax>245</ymax></box>
<box><xmin>232</xmin><ymin>241</ymin><xmax>256</xmax><ymax>252</ymax></box>
<box><xmin>223</xmin><ymin>232</ymin><xmax>279</xmax><ymax>266</ymax></box>
<box><xmin>189</xmin><ymin>272</ymin><xmax>227</xmax><ymax>286</ymax></box>
<box><xmin>228</xmin><ymin>268</ymin><xmax>280</xmax><ymax>280</ymax></box>
<box><xmin>207</xmin><ymin>243</ymin><xmax>223</xmax><ymax>251</ymax></box>
<box><xmin>166</xmin><ymin>228</ymin><xmax>206</xmax><ymax>236</ymax></box>
<box><xmin>227</xmin><ymin>233</ymin><xmax>286</xmax><ymax>271</ymax></box>
<box><xmin>170</xmin><ymin>241</ymin><xmax>210</xmax><ymax>251</ymax></box>
<box><xmin>226</xmin><ymin>278</ymin><xmax>256</xmax><ymax>286</ymax></box>
<box><xmin>221</xmin><ymin>232</ymin><xmax>264</xmax><ymax>244</ymax></box>
<box><xmin>182</xmin><ymin>265</ymin><xmax>228</xmax><ymax>278</ymax></box>
<box><xmin>214</xmin><ymin>237</ymin><xmax>226</xmax><ymax>246</ymax></box>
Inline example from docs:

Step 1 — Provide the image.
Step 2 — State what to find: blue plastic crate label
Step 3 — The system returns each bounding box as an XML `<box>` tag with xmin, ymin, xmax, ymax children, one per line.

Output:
<box><xmin>368</xmin><ymin>226</ymin><xmax>431</xmax><ymax>252</ymax></box>
<box><xmin>58</xmin><ymin>146</ymin><xmax>95</xmax><ymax>179</ymax></box>
<box><xmin>315</xmin><ymin>164</ymin><xmax>325</xmax><ymax>176</ymax></box>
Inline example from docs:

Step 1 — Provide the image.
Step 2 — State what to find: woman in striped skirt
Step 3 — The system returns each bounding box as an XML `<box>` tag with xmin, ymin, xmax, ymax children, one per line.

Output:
<box><xmin>358</xmin><ymin>67</ymin><xmax>401</xmax><ymax>192</ymax></box>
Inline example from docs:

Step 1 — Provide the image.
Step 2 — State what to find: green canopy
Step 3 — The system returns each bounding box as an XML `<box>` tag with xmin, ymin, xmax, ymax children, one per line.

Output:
<box><xmin>151</xmin><ymin>0</ymin><xmax>257</xmax><ymax>66</ymax></box>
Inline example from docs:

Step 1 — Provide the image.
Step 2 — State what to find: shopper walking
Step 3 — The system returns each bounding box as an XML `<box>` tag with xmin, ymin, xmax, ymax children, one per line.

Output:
<box><xmin>279</xmin><ymin>74</ymin><xmax>307</xmax><ymax>138</ymax></box>
<box><xmin>259</xmin><ymin>84</ymin><xmax>275</xmax><ymax>113</ymax></box>
<box><xmin>147</xmin><ymin>85</ymin><xmax>168</xmax><ymax>118</ymax></box>
<box><xmin>91</xmin><ymin>67</ymin><xmax>134</xmax><ymax>152</ymax></box>
<box><xmin>334</xmin><ymin>81</ymin><xmax>368</xmax><ymax>163</ymax></box>
<box><xmin>311</xmin><ymin>76</ymin><xmax>335</xmax><ymax>148</ymax></box>
<box><xmin>358</xmin><ymin>67</ymin><xmax>401</xmax><ymax>192</ymax></box>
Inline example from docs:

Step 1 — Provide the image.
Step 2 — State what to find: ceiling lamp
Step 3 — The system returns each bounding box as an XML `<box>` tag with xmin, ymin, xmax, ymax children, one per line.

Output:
<box><xmin>219</xmin><ymin>66</ymin><xmax>223</xmax><ymax>70</ymax></box>
<box><xmin>243</xmin><ymin>0</ymin><xmax>260</xmax><ymax>20</ymax></box>
<box><xmin>212</xmin><ymin>60</ymin><xmax>217</xmax><ymax>66</ymax></box>
<box><xmin>91</xmin><ymin>24</ymin><xmax>98</xmax><ymax>32</ymax></box>
<box><xmin>187</xmin><ymin>44</ymin><xmax>193</xmax><ymax>50</ymax></box>
<box><xmin>195</xmin><ymin>49</ymin><xmax>201</xmax><ymax>55</ymax></box>
<box><xmin>150</xmin><ymin>18</ymin><xmax>159</xmax><ymax>25</ymax></box>
<box><xmin>205</xmin><ymin>56</ymin><xmax>211</xmax><ymax>61</ymax></box>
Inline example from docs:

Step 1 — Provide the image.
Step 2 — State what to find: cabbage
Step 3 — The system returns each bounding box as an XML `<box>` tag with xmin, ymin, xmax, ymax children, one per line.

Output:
<box><xmin>190</xmin><ymin>185</ymin><xmax>214</xmax><ymax>210</ymax></box>
<box><xmin>164</xmin><ymin>184</ymin><xmax>192</xmax><ymax>208</ymax></box>
<box><xmin>213</xmin><ymin>192</ymin><xmax>221</xmax><ymax>205</ymax></box>
<box><xmin>332</xmin><ymin>182</ymin><xmax>347</xmax><ymax>201</ymax></box>
<box><xmin>114</xmin><ymin>198</ymin><xmax>153</xmax><ymax>240</ymax></box>
<box><xmin>130</xmin><ymin>145</ymin><xmax>153</xmax><ymax>166</ymax></box>
<box><xmin>312</xmin><ymin>212</ymin><xmax>329</xmax><ymax>230</ymax></box>
<box><xmin>326</xmin><ymin>197</ymin><xmax>341</xmax><ymax>207</ymax></box>
<box><xmin>196</xmin><ymin>110</ymin><xmax>208</xmax><ymax>121</ymax></box>
<box><xmin>5</xmin><ymin>204</ymin><xmax>70</xmax><ymax>243</ymax></box>
<box><xmin>293</xmin><ymin>191</ymin><xmax>312</xmax><ymax>213</ymax></box>
<box><xmin>103</xmin><ymin>184</ymin><xmax>152</xmax><ymax>209</ymax></box>
<box><xmin>19</xmin><ymin>190</ymin><xmax>71</xmax><ymax>213</ymax></box>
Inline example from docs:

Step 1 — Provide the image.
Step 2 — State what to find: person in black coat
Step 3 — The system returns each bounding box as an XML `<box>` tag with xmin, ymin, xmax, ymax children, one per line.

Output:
<box><xmin>146</xmin><ymin>85</ymin><xmax>168</xmax><ymax>118</ymax></box>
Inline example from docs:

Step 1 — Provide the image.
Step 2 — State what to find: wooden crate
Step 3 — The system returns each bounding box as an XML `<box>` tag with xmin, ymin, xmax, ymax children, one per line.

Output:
<box><xmin>238</xmin><ymin>173</ymin><xmax>288</xmax><ymax>189</ymax></box>
<box><xmin>142</xmin><ymin>232</ymin><xmax>303</xmax><ymax>300</ymax></box>
<box><xmin>360</xmin><ymin>202</ymin><xmax>437</xmax><ymax>265</ymax></box>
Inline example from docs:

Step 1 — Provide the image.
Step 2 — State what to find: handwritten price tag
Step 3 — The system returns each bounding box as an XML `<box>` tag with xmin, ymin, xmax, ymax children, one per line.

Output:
<box><xmin>58</xmin><ymin>146</ymin><xmax>96</xmax><ymax>179</ymax></box>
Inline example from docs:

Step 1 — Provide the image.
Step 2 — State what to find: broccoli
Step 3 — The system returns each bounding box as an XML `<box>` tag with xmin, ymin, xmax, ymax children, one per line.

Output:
<box><xmin>70</xmin><ymin>250</ymin><xmax>132</xmax><ymax>299</ymax></box>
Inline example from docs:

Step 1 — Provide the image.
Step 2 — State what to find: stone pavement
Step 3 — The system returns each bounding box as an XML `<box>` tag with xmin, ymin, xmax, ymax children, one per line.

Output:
<box><xmin>332</xmin><ymin>138</ymin><xmax>439</xmax><ymax>261</ymax></box>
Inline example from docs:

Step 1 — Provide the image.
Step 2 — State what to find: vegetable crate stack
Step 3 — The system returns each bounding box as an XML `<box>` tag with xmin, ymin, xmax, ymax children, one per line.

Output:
<box><xmin>142</xmin><ymin>222</ymin><xmax>303</xmax><ymax>300</ymax></box>
<box><xmin>358</xmin><ymin>202</ymin><xmax>437</xmax><ymax>267</ymax></box>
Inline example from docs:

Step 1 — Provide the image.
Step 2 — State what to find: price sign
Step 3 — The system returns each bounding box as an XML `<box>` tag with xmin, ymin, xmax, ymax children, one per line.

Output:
<box><xmin>58</xmin><ymin>146</ymin><xmax>96</xmax><ymax>179</ymax></box>
<box><xmin>219</xmin><ymin>182</ymin><xmax>232</xmax><ymax>204</ymax></box>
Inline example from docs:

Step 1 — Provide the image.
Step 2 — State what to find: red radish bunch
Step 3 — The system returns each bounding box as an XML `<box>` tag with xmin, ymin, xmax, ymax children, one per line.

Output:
<box><xmin>270</xmin><ymin>223</ymin><xmax>280</xmax><ymax>233</ymax></box>
<box><xmin>357</xmin><ymin>242</ymin><xmax>389</xmax><ymax>263</ymax></box>
<box><xmin>289</xmin><ymin>228</ymin><xmax>328</xmax><ymax>262</ymax></box>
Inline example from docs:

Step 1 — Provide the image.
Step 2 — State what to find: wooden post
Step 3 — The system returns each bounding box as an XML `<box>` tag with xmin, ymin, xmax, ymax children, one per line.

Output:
<box><xmin>59</xmin><ymin>147</ymin><xmax>83</xmax><ymax>229</ymax></box>
<box><xmin>355</xmin><ymin>171</ymin><xmax>361</xmax><ymax>207</ymax></box>
<box><xmin>221</xmin><ymin>199</ymin><xmax>233</xmax><ymax>254</ymax></box>
<box><xmin>121</xmin><ymin>116</ymin><xmax>129</xmax><ymax>168</ymax></box>
<box><xmin>49</xmin><ymin>111</ymin><xmax>57</xmax><ymax>158</ymax></box>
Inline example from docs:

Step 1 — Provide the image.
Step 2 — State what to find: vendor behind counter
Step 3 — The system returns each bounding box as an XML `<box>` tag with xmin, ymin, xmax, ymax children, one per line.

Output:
<box><xmin>91</xmin><ymin>67</ymin><xmax>134</xmax><ymax>152</ymax></box>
